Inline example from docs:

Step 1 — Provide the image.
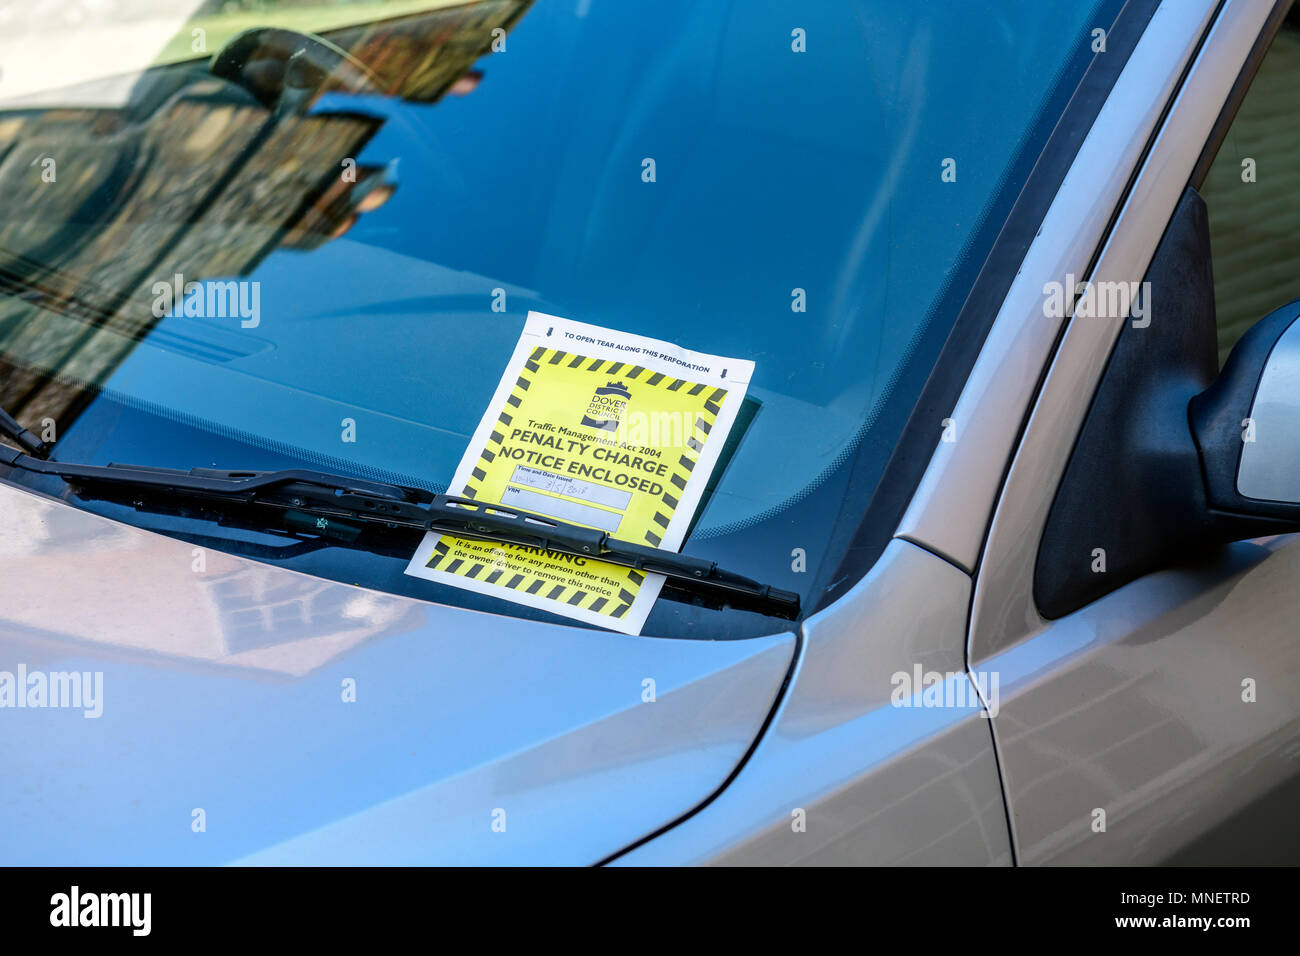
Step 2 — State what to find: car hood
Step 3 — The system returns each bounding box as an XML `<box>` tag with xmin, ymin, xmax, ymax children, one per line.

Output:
<box><xmin>0</xmin><ymin>481</ymin><xmax>794</xmax><ymax>865</ymax></box>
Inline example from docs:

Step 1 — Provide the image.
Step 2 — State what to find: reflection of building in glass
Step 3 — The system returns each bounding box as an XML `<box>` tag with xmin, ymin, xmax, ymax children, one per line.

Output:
<box><xmin>0</xmin><ymin>482</ymin><xmax>421</xmax><ymax>676</ymax></box>
<box><xmin>0</xmin><ymin>1</ymin><xmax>531</xmax><ymax>438</ymax></box>
<box><xmin>327</xmin><ymin>1</ymin><xmax>531</xmax><ymax>103</ymax></box>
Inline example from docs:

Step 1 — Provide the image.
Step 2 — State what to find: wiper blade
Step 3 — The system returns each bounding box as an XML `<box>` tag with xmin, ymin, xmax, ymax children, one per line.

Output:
<box><xmin>0</xmin><ymin>440</ymin><xmax>800</xmax><ymax>619</ymax></box>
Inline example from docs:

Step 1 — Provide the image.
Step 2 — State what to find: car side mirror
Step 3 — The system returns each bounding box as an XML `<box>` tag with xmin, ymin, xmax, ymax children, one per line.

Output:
<box><xmin>1191</xmin><ymin>299</ymin><xmax>1300</xmax><ymax>525</ymax></box>
<box><xmin>1035</xmin><ymin>189</ymin><xmax>1298</xmax><ymax>620</ymax></box>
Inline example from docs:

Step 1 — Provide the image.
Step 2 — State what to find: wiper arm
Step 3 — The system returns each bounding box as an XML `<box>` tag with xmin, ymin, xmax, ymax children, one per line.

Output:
<box><xmin>0</xmin><ymin>438</ymin><xmax>800</xmax><ymax>619</ymax></box>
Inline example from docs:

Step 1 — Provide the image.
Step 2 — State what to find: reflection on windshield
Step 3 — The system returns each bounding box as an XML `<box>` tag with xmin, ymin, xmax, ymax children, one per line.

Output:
<box><xmin>0</xmin><ymin>0</ymin><xmax>531</xmax><ymax>442</ymax></box>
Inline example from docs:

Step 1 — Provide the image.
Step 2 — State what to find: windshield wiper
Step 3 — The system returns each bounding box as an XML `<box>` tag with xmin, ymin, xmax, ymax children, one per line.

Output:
<box><xmin>0</xmin><ymin>425</ymin><xmax>800</xmax><ymax>619</ymax></box>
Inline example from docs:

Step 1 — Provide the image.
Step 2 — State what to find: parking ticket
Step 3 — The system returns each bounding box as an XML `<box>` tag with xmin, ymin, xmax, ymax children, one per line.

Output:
<box><xmin>404</xmin><ymin>311</ymin><xmax>752</xmax><ymax>634</ymax></box>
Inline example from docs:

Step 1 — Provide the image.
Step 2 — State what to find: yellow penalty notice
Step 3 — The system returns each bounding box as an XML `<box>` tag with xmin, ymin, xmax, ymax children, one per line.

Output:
<box><xmin>404</xmin><ymin>311</ymin><xmax>753</xmax><ymax>634</ymax></box>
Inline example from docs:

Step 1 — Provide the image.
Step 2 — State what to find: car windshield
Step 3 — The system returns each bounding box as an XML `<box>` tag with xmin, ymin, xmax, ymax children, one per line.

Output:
<box><xmin>0</xmin><ymin>0</ymin><xmax>1120</xmax><ymax>637</ymax></box>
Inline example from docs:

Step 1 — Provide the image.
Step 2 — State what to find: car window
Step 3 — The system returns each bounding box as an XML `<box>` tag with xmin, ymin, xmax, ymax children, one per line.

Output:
<box><xmin>0</xmin><ymin>0</ymin><xmax>1122</xmax><ymax>636</ymax></box>
<box><xmin>1200</xmin><ymin>7</ymin><xmax>1300</xmax><ymax>366</ymax></box>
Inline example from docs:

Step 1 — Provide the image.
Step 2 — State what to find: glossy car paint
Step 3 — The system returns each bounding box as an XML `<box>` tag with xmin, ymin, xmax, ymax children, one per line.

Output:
<box><xmin>611</xmin><ymin>539</ymin><xmax>1010</xmax><ymax>866</ymax></box>
<box><xmin>980</xmin><ymin>536</ymin><xmax>1300</xmax><ymax>864</ymax></box>
<box><xmin>0</xmin><ymin>481</ymin><xmax>794</xmax><ymax>865</ymax></box>
<box><xmin>965</xmin><ymin>0</ymin><xmax>1300</xmax><ymax>863</ymax></box>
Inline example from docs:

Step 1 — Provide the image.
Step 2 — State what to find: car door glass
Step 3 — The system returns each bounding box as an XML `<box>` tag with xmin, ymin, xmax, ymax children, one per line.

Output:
<box><xmin>1200</xmin><ymin>10</ymin><xmax>1300</xmax><ymax>366</ymax></box>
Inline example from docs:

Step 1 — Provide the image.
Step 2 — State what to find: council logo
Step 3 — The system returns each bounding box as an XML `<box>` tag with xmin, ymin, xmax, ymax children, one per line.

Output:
<box><xmin>581</xmin><ymin>380</ymin><xmax>631</xmax><ymax>432</ymax></box>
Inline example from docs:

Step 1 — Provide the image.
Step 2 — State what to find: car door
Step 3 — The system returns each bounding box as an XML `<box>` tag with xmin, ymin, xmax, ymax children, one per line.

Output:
<box><xmin>963</xmin><ymin>0</ymin><xmax>1300</xmax><ymax>864</ymax></box>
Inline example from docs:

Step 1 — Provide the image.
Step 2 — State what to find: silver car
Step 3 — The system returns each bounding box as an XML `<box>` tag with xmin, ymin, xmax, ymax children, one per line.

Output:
<box><xmin>1</xmin><ymin>0</ymin><xmax>1298</xmax><ymax>867</ymax></box>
